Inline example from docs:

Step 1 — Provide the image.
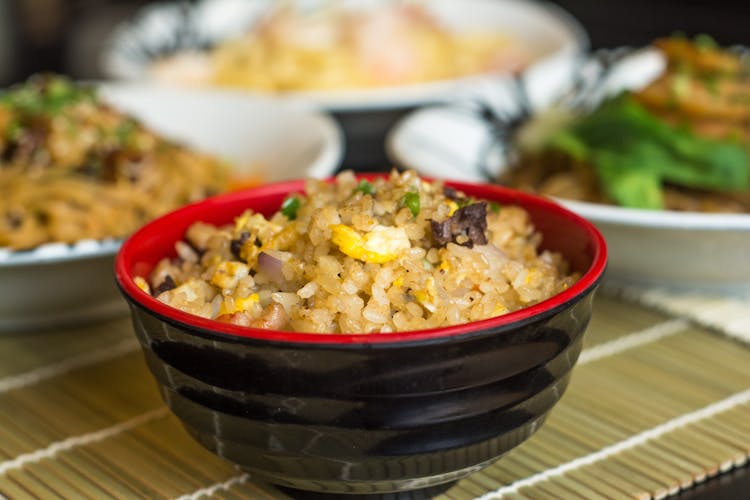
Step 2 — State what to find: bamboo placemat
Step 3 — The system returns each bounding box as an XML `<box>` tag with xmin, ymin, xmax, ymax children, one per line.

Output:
<box><xmin>0</xmin><ymin>291</ymin><xmax>748</xmax><ymax>500</ymax></box>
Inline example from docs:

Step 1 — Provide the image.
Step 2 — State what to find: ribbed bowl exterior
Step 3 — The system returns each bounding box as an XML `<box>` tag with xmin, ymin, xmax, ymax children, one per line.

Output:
<box><xmin>124</xmin><ymin>289</ymin><xmax>595</xmax><ymax>495</ymax></box>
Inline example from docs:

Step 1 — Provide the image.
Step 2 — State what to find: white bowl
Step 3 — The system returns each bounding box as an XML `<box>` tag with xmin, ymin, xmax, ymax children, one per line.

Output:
<box><xmin>98</xmin><ymin>84</ymin><xmax>343</xmax><ymax>181</ymax></box>
<box><xmin>101</xmin><ymin>0</ymin><xmax>587</xmax><ymax>167</ymax></box>
<box><xmin>557</xmin><ymin>202</ymin><xmax>750</xmax><ymax>294</ymax></box>
<box><xmin>0</xmin><ymin>84</ymin><xmax>343</xmax><ymax>332</ymax></box>
<box><xmin>0</xmin><ymin>241</ymin><xmax>126</xmax><ymax>332</ymax></box>
<box><xmin>386</xmin><ymin>49</ymin><xmax>750</xmax><ymax>295</ymax></box>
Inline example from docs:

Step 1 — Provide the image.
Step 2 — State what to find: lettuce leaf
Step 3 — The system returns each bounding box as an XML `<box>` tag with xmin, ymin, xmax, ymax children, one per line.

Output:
<box><xmin>545</xmin><ymin>94</ymin><xmax>749</xmax><ymax>209</ymax></box>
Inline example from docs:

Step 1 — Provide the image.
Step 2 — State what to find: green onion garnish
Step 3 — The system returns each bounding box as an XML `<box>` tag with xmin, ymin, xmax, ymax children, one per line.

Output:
<box><xmin>402</xmin><ymin>191</ymin><xmax>420</xmax><ymax>217</ymax></box>
<box><xmin>354</xmin><ymin>180</ymin><xmax>376</xmax><ymax>196</ymax></box>
<box><xmin>280</xmin><ymin>196</ymin><xmax>301</xmax><ymax>220</ymax></box>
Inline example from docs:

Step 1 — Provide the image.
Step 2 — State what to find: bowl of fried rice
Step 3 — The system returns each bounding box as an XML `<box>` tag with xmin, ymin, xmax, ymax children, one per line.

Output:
<box><xmin>115</xmin><ymin>170</ymin><xmax>606</xmax><ymax>496</ymax></box>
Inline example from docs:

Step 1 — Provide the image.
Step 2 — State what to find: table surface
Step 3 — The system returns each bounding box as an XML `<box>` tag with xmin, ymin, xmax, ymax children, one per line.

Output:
<box><xmin>0</xmin><ymin>284</ymin><xmax>748</xmax><ymax>499</ymax></box>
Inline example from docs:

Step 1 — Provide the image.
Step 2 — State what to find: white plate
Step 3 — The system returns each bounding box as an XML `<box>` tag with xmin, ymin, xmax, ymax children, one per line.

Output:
<box><xmin>101</xmin><ymin>0</ymin><xmax>588</xmax><ymax>112</ymax></box>
<box><xmin>0</xmin><ymin>84</ymin><xmax>343</xmax><ymax>332</ymax></box>
<box><xmin>386</xmin><ymin>49</ymin><xmax>750</xmax><ymax>295</ymax></box>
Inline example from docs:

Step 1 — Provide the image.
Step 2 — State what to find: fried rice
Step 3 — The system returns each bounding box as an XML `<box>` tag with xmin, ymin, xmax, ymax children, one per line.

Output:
<box><xmin>139</xmin><ymin>170</ymin><xmax>577</xmax><ymax>333</ymax></box>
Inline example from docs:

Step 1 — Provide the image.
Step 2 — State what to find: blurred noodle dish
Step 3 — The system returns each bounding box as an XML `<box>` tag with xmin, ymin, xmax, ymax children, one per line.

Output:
<box><xmin>502</xmin><ymin>35</ymin><xmax>750</xmax><ymax>213</ymax></box>
<box><xmin>0</xmin><ymin>75</ymin><xmax>228</xmax><ymax>251</ymax></box>
<box><xmin>149</xmin><ymin>1</ymin><xmax>531</xmax><ymax>91</ymax></box>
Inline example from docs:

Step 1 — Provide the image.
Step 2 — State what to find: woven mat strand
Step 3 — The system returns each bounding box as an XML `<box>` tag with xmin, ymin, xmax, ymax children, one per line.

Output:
<box><xmin>601</xmin><ymin>283</ymin><xmax>750</xmax><ymax>346</ymax></box>
<box><xmin>0</xmin><ymin>293</ymin><xmax>748</xmax><ymax>499</ymax></box>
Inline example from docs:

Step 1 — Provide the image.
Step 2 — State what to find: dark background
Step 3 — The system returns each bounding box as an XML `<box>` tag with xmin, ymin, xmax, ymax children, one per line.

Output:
<box><xmin>1</xmin><ymin>0</ymin><xmax>749</xmax><ymax>87</ymax></box>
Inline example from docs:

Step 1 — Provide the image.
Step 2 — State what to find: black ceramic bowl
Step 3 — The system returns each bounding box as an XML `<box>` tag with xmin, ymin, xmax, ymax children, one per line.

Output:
<box><xmin>115</xmin><ymin>176</ymin><xmax>607</xmax><ymax>497</ymax></box>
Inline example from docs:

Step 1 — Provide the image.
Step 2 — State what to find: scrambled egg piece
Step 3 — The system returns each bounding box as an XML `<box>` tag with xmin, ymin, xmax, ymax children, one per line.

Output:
<box><xmin>210</xmin><ymin>261</ymin><xmax>250</xmax><ymax>289</ymax></box>
<box><xmin>263</xmin><ymin>223</ymin><xmax>298</xmax><ymax>251</ymax></box>
<box><xmin>330</xmin><ymin>224</ymin><xmax>411</xmax><ymax>264</ymax></box>
<box><xmin>134</xmin><ymin>276</ymin><xmax>151</xmax><ymax>294</ymax></box>
<box><xmin>493</xmin><ymin>304</ymin><xmax>508</xmax><ymax>315</ymax></box>
<box><xmin>447</xmin><ymin>200</ymin><xmax>459</xmax><ymax>216</ymax></box>
<box><xmin>414</xmin><ymin>276</ymin><xmax>438</xmax><ymax>312</ymax></box>
<box><xmin>219</xmin><ymin>293</ymin><xmax>260</xmax><ymax>316</ymax></box>
<box><xmin>235</xmin><ymin>212</ymin><xmax>283</xmax><ymax>242</ymax></box>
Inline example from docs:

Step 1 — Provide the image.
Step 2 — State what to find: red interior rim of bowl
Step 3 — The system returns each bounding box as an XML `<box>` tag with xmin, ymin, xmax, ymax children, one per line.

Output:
<box><xmin>115</xmin><ymin>175</ymin><xmax>607</xmax><ymax>344</ymax></box>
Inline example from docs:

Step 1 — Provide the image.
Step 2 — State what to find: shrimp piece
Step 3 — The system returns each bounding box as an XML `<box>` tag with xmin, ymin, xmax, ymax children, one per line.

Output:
<box><xmin>249</xmin><ymin>302</ymin><xmax>289</xmax><ymax>330</ymax></box>
<box><xmin>348</xmin><ymin>5</ymin><xmax>433</xmax><ymax>85</ymax></box>
<box><xmin>216</xmin><ymin>302</ymin><xmax>290</xmax><ymax>330</ymax></box>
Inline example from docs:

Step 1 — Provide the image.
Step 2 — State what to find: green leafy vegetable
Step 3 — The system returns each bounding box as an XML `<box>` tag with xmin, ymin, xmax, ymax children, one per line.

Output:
<box><xmin>280</xmin><ymin>196</ymin><xmax>301</xmax><ymax>220</ymax></box>
<box><xmin>544</xmin><ymin>94</ymin><xmax>749</xmax><ymax>209</ymax></box>
<box><xmin>455</xmin><ymin>196</ymin><xmax>475</xmax><ymax>209</ymax></box>
<box><xmin>401</xmin><ymin>191</ymin><xmax>420</xmax><ymax>217</ymax></box>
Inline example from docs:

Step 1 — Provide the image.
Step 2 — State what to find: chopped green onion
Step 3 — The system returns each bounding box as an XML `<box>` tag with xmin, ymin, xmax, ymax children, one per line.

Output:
<box><xmin>455</xmin><ymin>197</ymin><xmax>474</xmax><ymax>209</ymax></box>
<box><xmin>354</xmin><ymin>180</ymin><xmax>376</xmax><ymax>196</ymax></box>
<box><xmin>489</xmin><ymin>201</ymin><xmax>501</xmax><ymax>214</ymax></box>
<box><xmin>280</xmin><ymin>196</ymin><xmax>301</xmax><ymax>220</ymax></box>
<box><xmin>402</xmin><ymin>191</ymin><xmax>420</xmax><ymax>217</ymax></box>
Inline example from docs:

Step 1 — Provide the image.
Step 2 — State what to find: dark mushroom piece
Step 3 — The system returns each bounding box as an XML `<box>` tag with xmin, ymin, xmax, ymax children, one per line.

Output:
<box><xmin>430</xmin><ymin>201</ymin><xmax>488</xmax><ymax>248</ymax></box>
